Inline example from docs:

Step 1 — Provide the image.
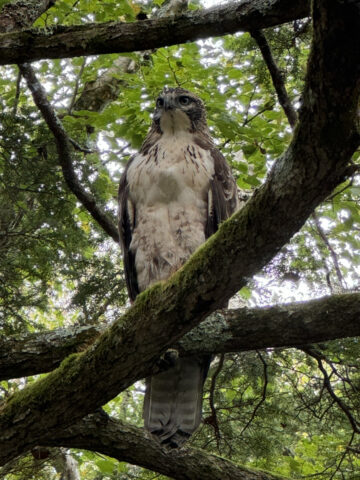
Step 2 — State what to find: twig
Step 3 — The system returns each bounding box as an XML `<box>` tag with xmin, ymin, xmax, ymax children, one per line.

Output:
<box><xmin>12</xmin><ymin>69</ymin><xmax>22</xmax><ymax>116</ymax></box>
<box><xmin>302</xmin><ymin>347</ymin><xmax>360</xmax><ymax>434</ymax></box>
<box><xmin>250</xmin><ymin>29</ymin><xmax>298</xmax><ymax>128</ymax></box>
<box><xmin>240</xmin><ymin>351</ymin><xmax>268</xmax><ymax>435</ymax></box>
<box><xmin>67</xmin><ymin>57</ymin><xmax>86</xmax><ymax>114</ymax></box>
<box><xmin>18</xmin><ymin>63</ymin><xmax>119</xmax><ymax>242</ymax></box>
<box><xmin>69</xmin><ymin>137</ymin><xmax>93</xmax><ymax>154</ymax></box>
<box><xmin>206</xmin><ymin>354</ymin><xmax>224</xmax><ymax>450</ymax></box>
<box><xmin>242</xmin><ymin>103</ymin><xmax>275</xmax><ymax>127</ymax></box>
<box><xmin>312</xmin><ymin>211</ymin><xmax>346</xmax><ymax>290</ymax></box>
<box><xmin>329</xmin><ymin>431</ymin><xmax>355</xmax><ymax>480</ymax></box>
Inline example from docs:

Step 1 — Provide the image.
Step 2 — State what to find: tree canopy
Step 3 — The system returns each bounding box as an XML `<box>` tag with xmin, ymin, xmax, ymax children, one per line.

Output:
<box><xmin>0</xmin><ymin>0</ymin><xmax>359</xmax><ymax>479</ymax></box>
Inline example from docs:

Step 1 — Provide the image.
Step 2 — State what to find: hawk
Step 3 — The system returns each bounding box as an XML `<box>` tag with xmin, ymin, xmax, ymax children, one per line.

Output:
<box><xmin>118</xmin><ymin>87</ymin><xmax>239</xmax><ymax>447</ymax></box>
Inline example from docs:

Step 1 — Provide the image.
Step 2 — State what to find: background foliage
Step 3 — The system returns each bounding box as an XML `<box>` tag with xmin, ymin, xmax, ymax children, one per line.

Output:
<box><xmin>1</xmin><ymin>0</ymin><xmax>360</xmax><ymax>479</ymax></box>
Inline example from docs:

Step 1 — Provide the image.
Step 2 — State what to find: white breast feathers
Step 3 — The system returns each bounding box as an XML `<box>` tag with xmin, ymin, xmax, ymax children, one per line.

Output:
<box><xmin>126</xmin><ymin>131</ymin><xmax>214</xmax><ymax>291</ymax></box>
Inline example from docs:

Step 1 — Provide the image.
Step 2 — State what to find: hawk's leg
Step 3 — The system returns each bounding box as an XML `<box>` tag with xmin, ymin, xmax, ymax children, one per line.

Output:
<box><xmin>154</xmin><ymin>348</ymin><xmax>179</xmax><ymax>372</ymax></box>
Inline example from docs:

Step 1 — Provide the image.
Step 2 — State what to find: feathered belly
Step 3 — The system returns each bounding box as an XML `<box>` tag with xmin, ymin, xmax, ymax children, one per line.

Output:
<box><xmin>126</xmin><ymin>135</ymin><xmax>214</xmax><ymax>291</ymax></box>
<box><xmin>130</xmin><ymin>202</ymin><xmax>207</xmax><ymax>291</ymax></box>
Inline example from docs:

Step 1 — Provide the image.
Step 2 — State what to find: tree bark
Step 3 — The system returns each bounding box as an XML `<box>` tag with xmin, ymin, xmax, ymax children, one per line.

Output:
<box><xmin>0</xmin><ymin>0</ymin><xmax>358</xmax><ymax>468</ymax></box>
<box><xmin>2</xmin><ymin>293</ymin><xmax>360</xmax><ymax>381</ymax></box>
<box><xmin>0</xmin><ymin>0</ymin><xmax>310</xmax><ymax>64</ymax></box>
<box><xmin>47</xmin><ymin>413</ymin><xmax>287</xmax><ymax>480</ymax></box>
<box><xmin>0</xmin><ymin>324</ymin><xmax>102</xmax><ymax>381</ymax></box>
<box><xmin>0</xmin><ymin>0</ymin><xmax>56</xmax><ymax>33</ymax></box>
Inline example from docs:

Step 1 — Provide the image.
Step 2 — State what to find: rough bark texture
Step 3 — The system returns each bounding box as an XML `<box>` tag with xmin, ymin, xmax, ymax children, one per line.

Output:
<box><xmin>2</xmin><ymin>293</ymin><xmax>360</xmax><ymax>381</ymax></box>
<box><xmin>0</xmin><ymin>324</ymin><xmax>102</xmax><ymax>380</ymax></box>
<box><xmin>47</xmin><ymin>414</ymin><xmax>286</xmax><ymax>480</ymax></box>
<box><xmin>0</xmin><ymin>0</ymin><xmax>55</xmax><ymax>33</ymax></box>
<box><xmin>0</xmin><ymin>0</ymin><xmax>359</xmax><ymax>474</ymax></box>
<box><xmin>0</xmin><ymin>0</ymin><xmax>310</xmax><ymax>64</ymax></box>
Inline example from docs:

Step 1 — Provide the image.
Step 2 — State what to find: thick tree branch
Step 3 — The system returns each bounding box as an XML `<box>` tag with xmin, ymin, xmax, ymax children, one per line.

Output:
<box><xmin>0</xmin><ymin>0</ymin><xmax>358</xmax><ymax>466</ymax></box>
<box><xmin>0</xmin><ymin>0</ymin><xmax>56</xmax><ymax>33</ymax></box>
<box><xmin>250</xmin><ymin>29</ymin><xmax>298</xmax><ymax>128</ymax></box>
<box><xmin>0</xmin><ymin>324</ymin><xmax>102</xmax><ymax>381</ymax></box>
<box><xmin>46</xmin><ymin>413</ymin><xmax>287</xmax><ymax>480</ymax></box>
<box><xmin>18</xmin><ymin>63</ymin><xmax>120</xmax><ymax>242</ymax></box>
<box><xmin>2</xmin><ymin>293</ymin><xmax>360</xmax><ymax>381</ymax></box>
<box><xmin>0</xmin><ymin>0</ymin><xmax>311</xmax><ymax>64</ymax></box>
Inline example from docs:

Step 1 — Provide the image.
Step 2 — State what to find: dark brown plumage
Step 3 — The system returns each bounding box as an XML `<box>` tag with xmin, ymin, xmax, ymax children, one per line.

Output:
<box><xmin>118</xmin><ymin>87</ymin><xmax>238</xmax><ymax>447</ymax></box>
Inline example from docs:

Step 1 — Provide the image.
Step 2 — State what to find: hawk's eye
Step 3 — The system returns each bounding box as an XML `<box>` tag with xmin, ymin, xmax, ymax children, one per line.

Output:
<box><xmin>179</xmin><ymin>96</ymin><xmax>192</xmax><ymax>106</ymax></box>
<box><xmin>156</xmin><ymin>98</ymin><xmax>164</xmax><ymax>108</ymax></box>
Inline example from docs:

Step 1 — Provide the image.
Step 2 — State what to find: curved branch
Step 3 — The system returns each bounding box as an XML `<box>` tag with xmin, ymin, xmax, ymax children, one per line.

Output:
<box><xmin>19</xmin><ymin>63</ymin><xmax>120</xmax><ymax>242</ymax></box>
<box><xmin>46</xmin><ymin>413</ymin><xmax>287</xmax><ymax>480</ymax></box>
<box><xmin>0</xmin><ymin>0</ymin><xmax>311</xmax><ymax>64</ymax></box>
<box><xmin>302</xmin><ymin>347</ymin><xmax>360</xmax><ymax>434</ymax></box>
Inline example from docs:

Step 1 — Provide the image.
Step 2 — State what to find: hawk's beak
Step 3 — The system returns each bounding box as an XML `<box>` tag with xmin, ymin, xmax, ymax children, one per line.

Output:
<box><xmin>164</xmin><ymin>97</ymin><xmax>176</xmax><ymax>111</ymax></box>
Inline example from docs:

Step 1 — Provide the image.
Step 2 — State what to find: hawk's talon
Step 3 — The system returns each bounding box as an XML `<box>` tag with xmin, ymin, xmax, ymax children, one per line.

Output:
<box><xmin>156</xmin><ymin>348</ymin><xmax>179</xmax><ymax>370</ymax></box>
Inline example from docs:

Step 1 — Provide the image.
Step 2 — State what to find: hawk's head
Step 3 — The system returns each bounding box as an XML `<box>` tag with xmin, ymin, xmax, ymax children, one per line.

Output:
<box><xmin>152</xmin><ymin>87</ymin><xmax>207</xmax><ymax>134</ymax></box>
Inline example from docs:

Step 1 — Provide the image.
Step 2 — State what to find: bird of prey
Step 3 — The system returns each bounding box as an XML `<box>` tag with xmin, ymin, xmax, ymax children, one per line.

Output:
<box><xmin>118</xmin><ymin>87</ymin><xmax>239</xmax><ymax>448</ymax></box>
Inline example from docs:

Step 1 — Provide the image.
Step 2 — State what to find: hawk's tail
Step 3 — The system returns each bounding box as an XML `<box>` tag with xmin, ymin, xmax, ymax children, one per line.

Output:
<box><xmin>143</xmin><ymin>355</ymin><xmax>211</xmax><ymax>448</ymax></box>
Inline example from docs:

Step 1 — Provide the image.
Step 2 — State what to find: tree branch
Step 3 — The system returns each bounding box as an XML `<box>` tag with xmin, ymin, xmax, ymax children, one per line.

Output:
<box><xmin>302</xmin><ymin>346</ymin><xmax>360</xmax><ymax>434</ymax></box>
<box><xmin>250</xmin><ymin>29</ymin><xmax>298</xmax><ymax>128</ymax></box>
<box><xmin>0</xmin><ymin>0</ymin><xmax>56</xmax><ymax>33</ymax></box>
<box><xmin>0</xmin><ymin>0</ymin><xmax>358</xmax><ymax>466</ymax></box>
<box><xmin>312</xmin><ymin>211</ymin><xmax>345</xmax><ymax>290</ymax></box>
<box><xmin>46</xmin><ymin>413</ymin><xmax>287</xmax><ymax>480</ymax></box>
<box><xmin>0</xmin><ymin>0</ymin><xmax>311</xmax><ymax>64</ymax></box>
<box><xmin>0</xmin><ymin>324</ymin><xmax>102</xmax><ymax>381</ymax></box>
<box><xmin>18</xmin><ymin>63</ymin><xmax>120</xmax><ymax>242</ymax></box>
<box><xmin>240</xmin><ymin>351</ymin><xmax>268</xmax><ymax>435</ymax></box>
<box><xmin>2</xmin><ymin>293</ymin><xmax>360</xmax><ymax>381</ymax></box>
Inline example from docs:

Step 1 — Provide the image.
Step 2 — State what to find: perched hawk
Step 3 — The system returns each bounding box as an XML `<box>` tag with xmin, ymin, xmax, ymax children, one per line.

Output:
<box><xmin>118</xmin><ymin>87</ymin><xmax>239</xmax><ymax>447</ymax></box>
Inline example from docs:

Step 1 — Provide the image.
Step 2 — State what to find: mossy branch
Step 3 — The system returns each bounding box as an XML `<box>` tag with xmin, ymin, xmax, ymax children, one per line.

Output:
<box><xmin>2</xmin><ymin>293</ymin><xmax>360</xmax><ymax>381</ymax></box>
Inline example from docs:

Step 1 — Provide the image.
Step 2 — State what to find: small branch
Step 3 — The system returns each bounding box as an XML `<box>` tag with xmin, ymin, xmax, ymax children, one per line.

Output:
<box><xmin>18</xmin><ymin>63</ymin><xmax>119</xmax><ymax>242</ymax></box>
<box><xmin>242</xmin><ymin>103</ymin><xmax>275</xmax><ymax>127</ymax></box>
<box><xmin>205</xmin><ymin>354</ymin><xmax>225</xmax><ymax>449</ymax></box>
<box><xmin>250</xmin><ymin>29</ymin><xmax>298</xmax><ymax>128</ymax></box>
<box><xmin>346</xmin><ymin>445</ymin><xmax>360</xmax><ymax>455</ymax></box>
<box><xmin>329</xmin><ymin>431</ymin><xmax>355</xmax><ymax>480</ymax></box>
<box><xmin>312</xmin><ymin>212</ymin><xmax>345</xmax><ymax>290</ymax></box>
<box><xmin>68</xmin><ymin>137</ymin><xmax>93</xmax><ymax>154</ymax></box>
<box><xmin>67</xmin><ymin>57</ymin><xmax>86</xmax><ymax>114</ymax></box>
<box><xmin>12</xmin><ymin>68</ymin><xmax>21</xmax><ymax>116</ymax></box>
<box><xmin>302</xmin><ymin>347</ymin><xmax>360</xmax><ymax>434</ymax></box>
<box><xmin>240</xmin><ymin>351</ymin><xmax>268</xmax><ymax>435</ymax></box>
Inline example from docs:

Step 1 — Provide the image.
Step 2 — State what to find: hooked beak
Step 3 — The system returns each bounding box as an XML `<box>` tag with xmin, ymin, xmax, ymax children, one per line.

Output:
<box><xmin>163</xmin><ymin>97</ymin><xmax>176</xmax><ymax>111</ymax></box>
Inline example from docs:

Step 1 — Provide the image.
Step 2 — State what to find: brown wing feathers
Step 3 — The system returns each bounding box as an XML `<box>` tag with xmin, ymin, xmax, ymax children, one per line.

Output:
<box><xmin>118</xmin><ymin>160</ymin><xmax>139</xmax><ymax>302</ymax></box>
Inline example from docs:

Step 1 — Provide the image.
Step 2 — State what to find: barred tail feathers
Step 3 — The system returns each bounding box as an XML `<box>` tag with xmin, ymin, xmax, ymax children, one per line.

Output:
<box><xmin>143</xmin><ymin>355</ymin><xmax>210</xmax><ymax>448</ymax></box>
